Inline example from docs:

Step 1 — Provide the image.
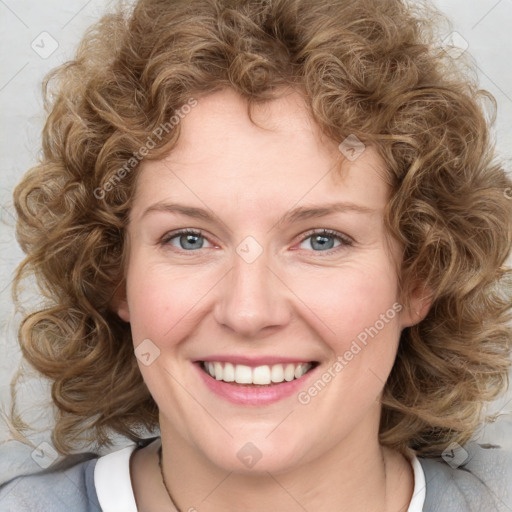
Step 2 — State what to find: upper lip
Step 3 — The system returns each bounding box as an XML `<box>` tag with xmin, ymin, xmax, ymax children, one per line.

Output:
<box><xmin>195</xmin><ymin>355</ymin><xmax>318</xmax><ymax>367</ymax></box>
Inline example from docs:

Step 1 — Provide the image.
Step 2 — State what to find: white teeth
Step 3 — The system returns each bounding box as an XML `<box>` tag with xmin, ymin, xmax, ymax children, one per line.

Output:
<box><xmin>214</xmin><ymin>362</ymin><xmax>223</xmax><ymax>380</ymax></box>
<box><xmin>271</xmin><ymin>364</ymin><xmax>284</xmax><ymax>383</ymax></box>
<box><xmin>202</xmin><ymin>361</ymin><xmax>314</xmax><ymax>385</ymax></box>
<box><xmin>253</xmin><ymin>365</ymin><xmax>271</xmax><ymax>385</ymax></box>
<box><xmin>294</xmin><ymin>363</ymin><xmax>309</xmax><ymax>379</ymax></box>
<box><xmin>235</xmin><ymin>364</ymin><xmax>253</xmax><ymax>384</ymax></box>
<box><xmin>284</xmin><ymin>364</ymin><xmax>295</xmax><ymax>382</ymax></box>
<box><xmin>223</xmin><ymin>362</ymin><xmax>235</xmax><ymax>382</ymax></box>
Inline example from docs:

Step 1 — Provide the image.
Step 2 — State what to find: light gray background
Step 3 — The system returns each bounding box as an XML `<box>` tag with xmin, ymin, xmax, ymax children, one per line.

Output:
<box><xmin>1</xmin><ymin>0</ymin><xmax>511</xmax><ymax>483</ymax></box>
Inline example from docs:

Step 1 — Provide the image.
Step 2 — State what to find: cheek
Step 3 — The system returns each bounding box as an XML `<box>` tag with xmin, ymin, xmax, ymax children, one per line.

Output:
<box><xmin>125</xmin><ymin>260</ymin><xmax>215</xmax><ymax>344</ymax></box>
<box><xmin>290</xmin><ymin>260</ymin><xmax>400</xmax><ymax>348</ymax></box>
<box><xmin>126</xmin><ymin>249</ymin><xmax>401</xmax><ymax>357</ymax></box>
<box><xmin>291</xmin><ymin>268</ymin><xmax>402</xmax><ymax>421</ymax></box>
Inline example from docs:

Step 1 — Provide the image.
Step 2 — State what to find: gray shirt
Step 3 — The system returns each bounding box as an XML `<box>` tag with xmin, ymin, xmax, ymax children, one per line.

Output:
<box><xmin>0</xmin><ymin>440</ymin><xmax>510</xmax><ymax>511</ymax></box>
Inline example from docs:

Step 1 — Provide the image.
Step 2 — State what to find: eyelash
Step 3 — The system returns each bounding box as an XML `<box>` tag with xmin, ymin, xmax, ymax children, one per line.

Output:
<box><xmin>159</xmin><ymin>228</ymin><xmax>354</xmax><ymax>255</ymax></box>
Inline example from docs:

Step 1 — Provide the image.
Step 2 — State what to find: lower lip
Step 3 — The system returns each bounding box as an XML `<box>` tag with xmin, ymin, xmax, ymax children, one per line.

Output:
<box><xmin>194</xmin><ymin>362</ymin><xmax>318</xmax><ymax>406</ymax></box>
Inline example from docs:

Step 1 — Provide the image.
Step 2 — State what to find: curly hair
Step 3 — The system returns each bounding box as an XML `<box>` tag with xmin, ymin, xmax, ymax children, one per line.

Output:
<box><xmin>8</xmin><ymin>0</ymin><xmax>512</xmax><ymax>457</ymax></box>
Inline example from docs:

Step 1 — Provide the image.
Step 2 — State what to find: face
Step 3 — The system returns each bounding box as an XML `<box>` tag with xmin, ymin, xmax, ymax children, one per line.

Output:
<box><xmin>117</xmin><ymin>87</ymin><xmax>425</xmax><ymax>474</ymax></box>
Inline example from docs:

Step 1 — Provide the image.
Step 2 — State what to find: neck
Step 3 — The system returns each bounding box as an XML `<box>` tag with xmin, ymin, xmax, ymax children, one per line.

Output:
<box><xmin>157</xmin><ymin>414</ymin><xmax>413</xmax><ymax>512</ymax></box>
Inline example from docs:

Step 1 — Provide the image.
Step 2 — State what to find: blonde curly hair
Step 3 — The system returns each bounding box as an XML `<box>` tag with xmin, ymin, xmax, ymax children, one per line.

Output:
<box><xmin>8</xmin><ymin>0</ymin><xmax>512</xmax><ymax>457</ymax></box>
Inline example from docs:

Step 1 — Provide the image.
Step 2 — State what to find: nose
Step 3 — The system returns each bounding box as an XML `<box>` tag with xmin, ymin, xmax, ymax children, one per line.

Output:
<box><xmin>213</xmin><ymin>248</ymin><xmax>292</xmax><ymax>339</ymax></box>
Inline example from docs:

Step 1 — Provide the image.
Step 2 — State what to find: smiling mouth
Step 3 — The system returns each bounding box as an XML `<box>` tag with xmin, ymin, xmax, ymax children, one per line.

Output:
<box><xmin>198</xmin><ymin>361</ymin><xmax>319</xmax><ymax>386</ymax></box>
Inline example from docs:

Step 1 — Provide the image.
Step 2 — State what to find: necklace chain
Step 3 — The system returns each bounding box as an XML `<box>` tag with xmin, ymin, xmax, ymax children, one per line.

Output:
<box><xmin>157</xmin><ymin>443</ymin><xmax>391</xmax><ymax>512</ymax></box>
<box><xmin>158</xmin><ymin>444</ymin><xmax>183</xmax><ymax>512</ymax></box>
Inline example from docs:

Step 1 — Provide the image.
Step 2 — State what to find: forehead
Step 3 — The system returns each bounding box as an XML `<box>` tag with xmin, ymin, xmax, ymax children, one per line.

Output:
<box><xmin>158</xmin><ymin>87</ymin><xmax>338</xmax><ymax>170</ymax></box>
<box><xmin>131</xmin><ymin>88</ymin><xmax>390</xmax><ymax>220</ymax></box>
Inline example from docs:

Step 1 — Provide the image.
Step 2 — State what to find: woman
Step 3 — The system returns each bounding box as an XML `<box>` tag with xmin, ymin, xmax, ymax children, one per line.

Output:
<box><xmin>1</xmin><ymin>0</ymin><xmax>511</xmax><ymax>510</ymax></box>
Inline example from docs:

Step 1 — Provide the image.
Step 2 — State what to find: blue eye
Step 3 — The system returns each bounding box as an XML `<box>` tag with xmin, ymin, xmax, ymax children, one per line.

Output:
<box><xmin>159</xmin><ymin>228</ymin><xmax>353</xmax><ymax>254</ymax></box>
<box><xmin>298</xmin><ymin>229</ymin><xmax>353</xmax><ymax>253</ymax></box>
<box><xmin>160</xmin><ymin>229</ymin><xmax>212</xmax><ymax>251</ymax></box>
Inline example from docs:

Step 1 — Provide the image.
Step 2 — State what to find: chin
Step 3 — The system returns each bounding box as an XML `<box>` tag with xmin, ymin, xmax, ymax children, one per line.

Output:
<box><xmin>195</xmin><ymin>433</ymin><xmax>309</xmax><ymax>475</ymax></box>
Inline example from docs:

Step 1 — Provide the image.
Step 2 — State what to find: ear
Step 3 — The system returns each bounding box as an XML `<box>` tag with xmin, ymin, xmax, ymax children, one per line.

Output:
<box><xmin>110</xmin><ymin>279</ymin><xmax>130</xmax><ymax>323</ymax></box>
<box><xmin>399</xmin><ymin>281</ymin><xmax>433</xmax><ymax>330</ymax></box>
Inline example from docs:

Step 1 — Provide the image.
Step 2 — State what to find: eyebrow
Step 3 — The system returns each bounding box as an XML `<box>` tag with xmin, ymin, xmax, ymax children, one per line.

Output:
<box><xmin>140</xmin><ymin>201</ymin><xmax>376</xmax><ymax>228</ymax></box>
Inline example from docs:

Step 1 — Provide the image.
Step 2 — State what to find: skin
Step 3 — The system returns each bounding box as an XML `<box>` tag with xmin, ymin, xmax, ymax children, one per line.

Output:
<box><xmin>116</xmin><ymin>87</ymin><xmax>431</xmax><ymax>511</ymax></box>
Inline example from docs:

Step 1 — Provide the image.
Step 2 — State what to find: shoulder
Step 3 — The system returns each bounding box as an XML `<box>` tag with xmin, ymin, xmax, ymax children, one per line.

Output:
<box><xmin>420</xmin><ymin>442</ymin><xmax>512</xmax><ymax>512</ymax></box>
<box><xmin>0</xmin><ymin>453</ymin><xmax>101</xmax><ymax>512</ymax></box>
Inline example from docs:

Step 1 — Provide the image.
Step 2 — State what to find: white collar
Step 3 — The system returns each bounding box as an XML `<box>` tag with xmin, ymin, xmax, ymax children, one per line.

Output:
<box><xmin>94</xmin><ymin>442</ymin><xmax>139</xmax><ymax>512</ymax></box>
<box><xmin>408</xmin><ymin>453</ymin><xmax>426</xmax><ymax>511</ymax></box>
<box><xmin>94</xmin><ymin>439</ymin><xmax>426</xmax><ymax>511</ymax></box>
